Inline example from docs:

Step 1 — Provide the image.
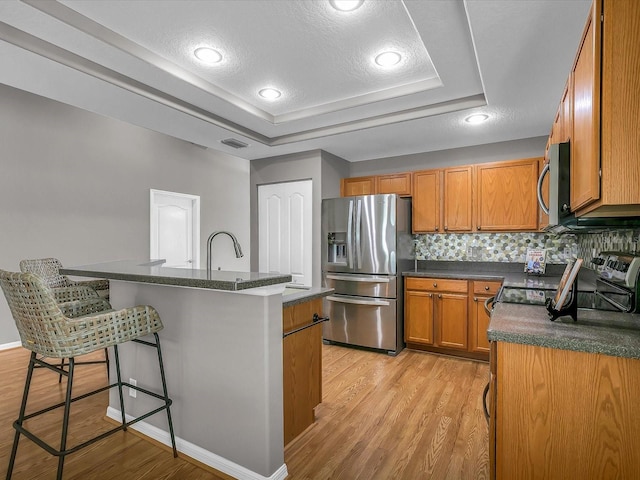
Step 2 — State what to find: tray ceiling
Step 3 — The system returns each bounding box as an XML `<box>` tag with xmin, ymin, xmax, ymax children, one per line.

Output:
<box><xmin>0</xmin><ymin>0</ymin><xmax>592</xmax><ymax>161</ymax></box>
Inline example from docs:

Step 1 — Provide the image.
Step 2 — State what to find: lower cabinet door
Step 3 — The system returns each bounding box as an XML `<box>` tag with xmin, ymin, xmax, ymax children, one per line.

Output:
<box><xmin>436</xmin><ymin>293</ymin><xmax>468</xmax><ymax>350</ymax></box>
<box><xmin>404</xmin><ymin>290</ymin><xmax>434</xmax><ymax>345</ymax></box>
<box><xmin>283</xmin><ymin>322</ymin><xmax>322</xmax><ymax>446</ymax></box>
<box><xmin>470</xmin><ymin>295</ymin><xmax>491</xmax><ymax>353</ymax></box>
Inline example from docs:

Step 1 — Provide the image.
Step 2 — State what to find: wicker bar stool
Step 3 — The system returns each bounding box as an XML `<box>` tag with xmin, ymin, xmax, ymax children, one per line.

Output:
<box><xmin>0</xmin><ymin>269</ymin><xmax>177</xmax><ymax>480</ymax></box>
<box><xmin>19</xmin><ymin>257</ymin><xmax>110</xmax><ymax>299</ymax></box>
<box><xmin>20</xmin><ymin>258</ymin><xmax>112</xmax><ymax>382</ymax></box>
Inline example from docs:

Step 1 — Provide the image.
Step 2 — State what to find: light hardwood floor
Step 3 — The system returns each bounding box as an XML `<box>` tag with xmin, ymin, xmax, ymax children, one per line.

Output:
<box><xmin>0</xmin><ymin>345</ymin><xmax>489</xmax><ymax>479</ymax></box>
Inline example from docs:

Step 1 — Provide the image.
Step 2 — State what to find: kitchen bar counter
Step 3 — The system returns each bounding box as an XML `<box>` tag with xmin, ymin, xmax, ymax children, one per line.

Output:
<box><xmin>61</xmin><ymin>259</ymin><xmax>291</xmax><ymax>291</ymax></box>
<box><xmin>63</xmin><ymin>259</ymin><xmax>297</xmax><ymax>479</ymax></box>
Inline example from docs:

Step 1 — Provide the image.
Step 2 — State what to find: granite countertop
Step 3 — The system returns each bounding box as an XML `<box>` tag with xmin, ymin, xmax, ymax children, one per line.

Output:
<box><xmin>488</xmin><ymin>302</ymin><xmax>640</xmax><ymax>359</ymax></box>
<box><xmin>282</xmin><ymin>287</ymin><xmax>334</xmax><ymax>307</ymax></box>
<box><xmin>402</xmin><ymin>261</ymin><xmax>597</xmax><ymax>292</ymax></box>
<box><xmin>61</xmin><ymin>259</ymin><xmax>292</xmax><ymax>291</ymax></box>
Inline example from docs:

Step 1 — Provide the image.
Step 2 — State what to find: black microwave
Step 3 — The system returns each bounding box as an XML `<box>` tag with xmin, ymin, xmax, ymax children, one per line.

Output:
<box><xmin>537</xmin><ymin>142</ymin><xmax>640</xmax><ymax>233</ymax></box>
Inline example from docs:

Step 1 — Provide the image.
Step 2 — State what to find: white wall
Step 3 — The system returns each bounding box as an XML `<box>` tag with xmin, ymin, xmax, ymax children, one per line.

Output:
<box><xmin>0</xmin><ymin>84</ymin><xmax>250</xmax><ymax>345</ymax></box>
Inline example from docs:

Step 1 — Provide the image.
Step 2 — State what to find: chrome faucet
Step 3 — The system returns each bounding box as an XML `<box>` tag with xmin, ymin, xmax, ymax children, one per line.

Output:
<box><xmin>207</xmin><ymin>231</ymin><xmax>244</xmax><ymax>271</ymax></box>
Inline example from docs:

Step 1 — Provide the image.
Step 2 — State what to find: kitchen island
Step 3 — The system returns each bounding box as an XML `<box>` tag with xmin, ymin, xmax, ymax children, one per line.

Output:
<box><xmin>487</xmin><ymin>300</ymin><xmax>640</xmax><ymax>480</ymax></box>
<box><xmin>62</xmin><ymin>260</ymin><xmax>329</xmax><ymax>480</ymax></box>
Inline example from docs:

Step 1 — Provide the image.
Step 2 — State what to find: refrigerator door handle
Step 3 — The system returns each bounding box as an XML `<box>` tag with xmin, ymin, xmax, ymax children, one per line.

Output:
<box><xmin>355</xmin><ymin>198</ymin><xmax>362</xmax><ymax>269</ymax></box>
<box><xmin>346</xmin><ymin>199</ymin><xmax>354</xmax><ymax>269</ymax></box>
<box><xmin>325</xmin><ymin>274</ymin><xmax>391</xmax><ymax>283</ymax></box>
<box><xmin>326</xmin><ymin>295</ymin><xmax>390</xmax><ymax>307</ymax></box>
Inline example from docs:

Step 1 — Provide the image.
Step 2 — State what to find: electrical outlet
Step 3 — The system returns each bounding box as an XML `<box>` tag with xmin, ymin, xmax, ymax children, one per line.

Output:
<box><xmin>129</xmin><ymin>378</ymin><xmax>137</xmax><ymax>398</ymax></box>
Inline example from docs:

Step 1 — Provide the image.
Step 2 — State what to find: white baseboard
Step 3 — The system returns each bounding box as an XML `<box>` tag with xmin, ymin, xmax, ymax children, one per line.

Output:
<box><xmin>0</xmin><ymin>341</ymin><xmax>21</xmax><ymax>351</ymax></box>
<box><xmin>106</xmin><ymin>407</ymin><xmax>288</xmax><ymax>480</ymax></box>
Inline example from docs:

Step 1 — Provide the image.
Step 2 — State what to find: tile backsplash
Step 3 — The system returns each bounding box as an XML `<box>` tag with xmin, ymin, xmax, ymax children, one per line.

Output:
<box><xmin>576</xmin><ymin>229</ymin><xmax>640</xmax><ymax>269</ymax></box>
<box><xmin>414</xmin><ymin>232</ymin><xmax>578</xmax><ymax>264</ymax></box>
<box><xmin>414</xmin><ymin>229</ymin><xmax>640</xmax><ymax>269</ymax></box>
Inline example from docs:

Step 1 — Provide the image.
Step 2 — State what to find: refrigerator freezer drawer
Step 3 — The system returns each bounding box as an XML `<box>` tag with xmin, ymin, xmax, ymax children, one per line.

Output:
<box><xmin>324</xmin><ymin>274</ymin><xmax>397</xmax><ymax>299</ymax></box>
<box><xmin>323</xmin><ymin>294</ymin><xmax>398</xmax><ymax>352</ymax></box>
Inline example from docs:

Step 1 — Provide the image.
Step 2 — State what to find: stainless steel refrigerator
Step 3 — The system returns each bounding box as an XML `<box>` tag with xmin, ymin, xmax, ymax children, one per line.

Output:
<box><xmin>321</xmin><ymin>194</ymin><xmax>412</xmax><ymax>355</ymax></box>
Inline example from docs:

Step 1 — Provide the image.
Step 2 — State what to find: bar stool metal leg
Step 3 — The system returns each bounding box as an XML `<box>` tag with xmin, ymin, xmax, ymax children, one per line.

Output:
<box><xmin>113</xmin><ymin>344</ymin><xmax>127</xmax><ymax>429</ymax></box>
<box><xmin>6</xmin><ymin>351</ymin><xmax>37</xmax><ymax>480</ymax></box>
<box><xmin>154</xmin><ymin>332</ymin><xmax>177</xmax><ymax>457</ymax></box>
<box><xmin>56</xmin><ymin>358</ymin><xmax>75</xmax><ymax>480</ymax></box>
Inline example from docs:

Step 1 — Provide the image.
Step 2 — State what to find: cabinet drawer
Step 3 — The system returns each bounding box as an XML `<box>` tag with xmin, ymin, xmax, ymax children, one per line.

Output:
<box><xmin>406</xmin><ymin>277</ymin><xmax>468</xmax><ymax>293</ymax></box>
<box><xmin>472</xmin><ymin>281</ymin><xmax>502</xmax><ymax>296</ymax></box>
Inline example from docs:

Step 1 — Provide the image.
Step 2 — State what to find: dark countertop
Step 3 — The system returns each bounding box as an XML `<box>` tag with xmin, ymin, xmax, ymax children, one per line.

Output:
<box><xmin>488</xmin><ymin>302</ymin><xmax>640</xmax><ymax>359</ymax></box>
<box><xmin>402</xmin><ymin>260</ymin><xmax>597</xmax><ymax>291</ymax></box>
<box><xmin>282</xmin><ymin>287</ymin><xmax>333</xmax><ymax>307</ymax></box>
<box><xmin>61</xmin><ymin>259</ymin><xmax>292</xmax><ymax>292</ymax></box>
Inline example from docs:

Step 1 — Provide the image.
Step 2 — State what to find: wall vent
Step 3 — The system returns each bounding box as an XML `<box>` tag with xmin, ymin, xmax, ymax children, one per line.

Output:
<box><xmin>221</xmin><ymin>138</ymin><xmax>249</xmax><ymax>149</ymax></box>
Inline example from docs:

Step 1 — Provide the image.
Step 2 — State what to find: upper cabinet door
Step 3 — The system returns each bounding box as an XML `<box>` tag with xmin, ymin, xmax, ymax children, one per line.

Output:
<box><xmin>571</xmin><ymin>1</ymin><xmax>601</xmax><ymax>212</ymax></box>
<box><xmin>475</xmin><ymin>158</ymin><xmax>540</xmax><ymax>231</ymax></box>
<box><xmin>443</xmin><ymin>166</ymin><xmax>473</xmax><ymax>232</ymax></box>
<box><xmin>412</xmin><ymin>170</ymin><xmax>440</xmax><ymax>233</ymax></box>
<box><xmin>341</xmin><ymin>176</ymin><xmax>376</xmax><ymax>197</ymax></box>
<box><xmin>376</xmin><ymin>172</ymin><xmax>412</xmax><ymax>196</ymax></box>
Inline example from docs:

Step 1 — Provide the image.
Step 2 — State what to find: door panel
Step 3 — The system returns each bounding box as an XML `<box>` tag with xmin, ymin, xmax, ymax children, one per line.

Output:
<box><xmin>150</xmin><ymin>190</ymin><xmax>200</xmax><ymax>268</ymax></box>
<box><xmin>258</xmin><ymin>180</ymin><xmax>312</xmax><ymax>287</ymax></box>
<box><xmin>323</xmin><ymin>295</ymin><xmax>397</xmax><ymax>351</ymax></box>
<box><xmin>324</xmin><ymin>273</ymin><xmax>396</xmax><ymax>299</ymax></box>
<box><xmin>322</xmin><ymin>195</ymin><xmax>397</xmax><ymax>274</ymax></box>
<box><xmin>437</xmin><ymin>293</ymin><xmax>468</xmax><ymax>350</ymax></box>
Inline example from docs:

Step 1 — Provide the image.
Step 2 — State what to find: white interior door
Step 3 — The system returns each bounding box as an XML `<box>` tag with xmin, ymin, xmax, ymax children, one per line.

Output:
<box><xmin>150</xmin><ymin>189</ymin><xmax>200</xmax><ymax>268</ymax></box>
<box><xmin>258</xmin><ymin>180</ymin><xmax>312</xmax><ymax>287</ymax></box>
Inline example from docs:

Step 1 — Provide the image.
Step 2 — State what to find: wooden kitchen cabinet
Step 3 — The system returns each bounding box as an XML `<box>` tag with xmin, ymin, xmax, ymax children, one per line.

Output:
<box><xmin>412</xmin><ymin>166</ymin><xmax>472</xmax><ymax>233</ymax></box>
<box><xmin>469</xmin><ymin>280</ymin><xmax>501</xmax><ymax>354</ymax></box>
<box><xmin>569</xmin><ymin>0</ymin><xmax>640</xmax><ymax>217</ymax></box>
<box><xmin>340</xmin><ymin>176</ymin><xmax>375</xmax><ymax>197</ymax></box>
<box><xmin>491</xmin><ymin>341</ymin><xmax>640</xmax><ymax>479</ymax></box>
<box><xmin>571</xmin><ymin>1</ymin><xmax>600</xmax><ymax>212</ymax></box>
<box><xmin>282</xmin><ymin>298</ymin><xmax>323</xmax><ymax>446</ymax></box>
<box><xmin>475</xmin><ymin>158</ymin><xmax>540</xmax><ymax>231</ymax></box>
<box><xmin>404</xmin><ymin>277</ymin><xmax>468</xmax><ymax>352</ymax></box>
<box><xmin>376</xmin><ymin>172</ymin><xmax>412</xmax><ymax>196</ymax></box>
<box><xmin>405</xmin><ymin>288</ymin><xmax>435</xmax><ymax>345</ymax></box>
<box><xmin>442</xmin><ymin>166</ymin><xmax>473</xmax><ymax>232</ymax></box>
<box><xmin>412</xmin><ymin>169</ymin><xmax>440</xmax><ymax>232</ymax></box>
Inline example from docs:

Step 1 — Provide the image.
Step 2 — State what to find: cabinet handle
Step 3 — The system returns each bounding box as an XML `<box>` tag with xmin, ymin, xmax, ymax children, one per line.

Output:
<box><xmin>485</xmin><ymin>286</ymin><xmax>490</xmax><ymax>291</ymax></box>
<box><xmin>477</xmin><ymin>225</ymin><xmax>482</xmax><ymax>230</ymax></box>
<box><xmin>427</xmin><ymin>293</ymin><xmax>433</xmax><ymax>297</ymax></box>
<box><xmin>482</xmin><ymin>381</ymin><xmax>490</xmax><ymax>422</ymax></box>
<box><xmin>438</xmin><ymin>294</ymin><xmax>442</xmax><ymax>298</ymax></box>
<box><xmin>433</xmin><ymin>282</ymin><xmax>437</xmax><ymax>287</ymax></box>
<box><xmin>444</xmin><ymin>226</ymin><xmax>448</xmax><ymax>231</ymax></box>
<box><xmin>435</xmin><ymin>226</ymin><xmax>439</xmax><ymax>232</ymax></box>
<box><xmin>474</xmin><ymin>297</ymin><xmax>478</xmax><ymax>302</ymax></box>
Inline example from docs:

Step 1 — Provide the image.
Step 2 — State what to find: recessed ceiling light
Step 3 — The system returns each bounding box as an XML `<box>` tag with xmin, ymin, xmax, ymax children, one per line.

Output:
<box><xmin>329</xmin><ymin>0</ymin><xmax>364</xmax><ymax>12</ymax></box>
<box><xmin>465</xmin><ymin>114</ymin><xmax>489</xmax><ymax>124</ymax></box>
<box><xmin>375</xmin><ymin>51</ymin><xmax>402</xmax><ymax>67</ymax></box>
<box><xmin>259</xmin><ymin>88</ymin><xmax>282</xmax><ymax>100</ymax></box>
<box><xmin>194</xmin><ymin>47</ymin><xmax>222</xmax><ymax>64</ymax></box>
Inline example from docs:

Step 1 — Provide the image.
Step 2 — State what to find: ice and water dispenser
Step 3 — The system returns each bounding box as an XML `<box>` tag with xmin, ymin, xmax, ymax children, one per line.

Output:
<box><xmin>327</xmin><ymin>232</ymin><xmax>348</xmax><ymax>265</ymax></box>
